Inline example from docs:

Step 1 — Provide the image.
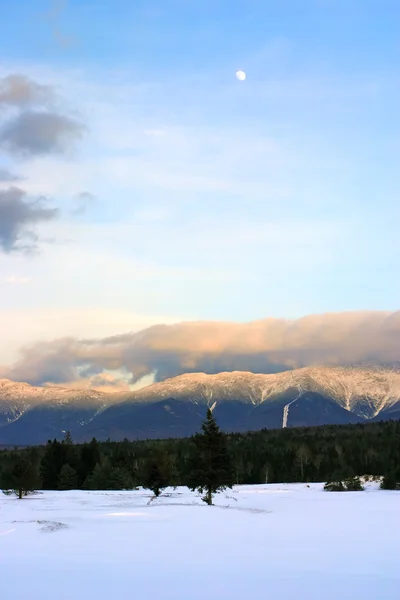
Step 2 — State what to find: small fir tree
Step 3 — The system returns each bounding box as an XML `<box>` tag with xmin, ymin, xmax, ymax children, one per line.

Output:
<box><xmin>324</xmin><ymin>476</ymin><xmax>364</xmax><ymax>492</ymax></box>
<box><xmin>344</xmin><ymin>476</ymin><xmax>364</xmax><ymax>491</ymax></box>
<box><xmin>188</xmin><ymin>408</ymin><xmax>234</xmax><ymax>505</ymax></box>
<box><xmin>324</xmin><ymin>480</ymin><xmax>345</xmax><ymax>492</ymax></box>
<box><xmin>142</xmin><ymin>452</ymin><xmax>173</xmax><ymax>497</ymax></box>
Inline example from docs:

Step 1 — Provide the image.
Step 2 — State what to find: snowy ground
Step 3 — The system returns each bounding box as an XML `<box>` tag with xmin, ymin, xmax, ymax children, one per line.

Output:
<box><xmin>1</xmin><ymin>482</ymin><xmax>399</xmax><ymax>600</ymax></box>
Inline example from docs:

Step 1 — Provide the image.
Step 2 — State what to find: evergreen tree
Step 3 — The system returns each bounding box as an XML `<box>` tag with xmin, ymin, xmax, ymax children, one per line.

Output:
<box><xmin>83</xmin><ymin>458</ymin><xmax>132</xmax><ymax>490</ymax></box>
<box><xmin>63</xmin><ymin>431</ymin><xmax>73</xmax><ymax>445</ymax></box>
<box><xmin>1</xmin><ymin>455</ymin><xmax>40</xmax><ymax>499</ymax></box>
<box><xmin>324</xmin><ymin>480</ymin><xmax>345</xmax><ymax>492</ymax></box>
<box><xmin>344</xmin><ymin>476</ymin><xmax>364</xmax><ymax>491</ymax></box>
<box><xmin>142</xmin><ymin>452</ymin><xmax>173</xmax><ymax>497</ymax></box>
<box><xmin>187</xmin><ymin>408</ymin><xmax>234</xmax><ymax>505</ymax></box>
<box><xmin>58</xmin><ymin>464</ymin><xmax>78</xmax><ymax>490</ymax></box>
<box><xmin>78</xmin><ymin>438</ymin><xmax>101</xmax><ymax>486</ymax></box>
<box><xmin>40</xmin><ymin>439</ymin><xmax>68</xmax><ymax>489</ymax></box>
<box><xmin>324</xmin><ymin>476</ymin><xmax>364</xmax><ymax>492</ymax></box>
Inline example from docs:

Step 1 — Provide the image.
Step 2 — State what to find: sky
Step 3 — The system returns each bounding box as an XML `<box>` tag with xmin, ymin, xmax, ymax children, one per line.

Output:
<box><xmin>0</xmin><ymin>0</ymin><xmax>399</xmax><ymax>388</ymax></box>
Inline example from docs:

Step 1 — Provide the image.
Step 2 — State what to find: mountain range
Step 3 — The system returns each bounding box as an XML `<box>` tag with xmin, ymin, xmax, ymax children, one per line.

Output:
<box><xmin>1</xmin><ymin>366</ymin><xmax>400</xmax><ymax>445</ymax></box>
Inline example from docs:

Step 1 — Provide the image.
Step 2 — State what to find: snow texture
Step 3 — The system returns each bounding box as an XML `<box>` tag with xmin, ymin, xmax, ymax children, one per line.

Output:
<box><xmin>1</xmin><ymin>482</ymin><xmax>399</xmax><ymax>599</ymax></box>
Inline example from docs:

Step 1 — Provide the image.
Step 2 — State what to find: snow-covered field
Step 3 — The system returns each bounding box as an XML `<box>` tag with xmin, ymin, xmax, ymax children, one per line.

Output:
<box><xmin>1</xmin><ymin>482</ymin><xmax>399</xmax><ymax>599</ymax></box>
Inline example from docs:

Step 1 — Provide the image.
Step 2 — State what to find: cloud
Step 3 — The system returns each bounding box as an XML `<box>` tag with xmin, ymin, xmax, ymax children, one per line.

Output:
<box><xmin>47</xmin><ymin>372</ymin><xmax>132</xmax><ymax>393</ymax></box>
<box><xmin>2</xmin><ymin>311</ymin><xmax>399</xmax><ymax>387</ymax></box>
<box><xmin>0</xmin><ymin>111</ymin><xmax>86</xmax><ymax>156</ymax></box>
<box><xmin>0</xmin><ymin>167</ymin><xmax>21</xmax><ymax>182</ymax></box>
<box><xmin>0</xmin><ymin>74</ymin><xmax>54</xmax><ymax>107</ymax></box>
<box><xmin>40</xmin><ymin>0</ymin><xmax>77</xmax><ymax>49</ymax></box>
<box><xmin>0</xmin><ymin>73</ymin><xmax>86</xmax><ymax>158</ymax></box>
<box><xmin>0</xmin><ymin>307</ymin><xmax>184</xmax><ymax>367</ymax></box>
<box><xmin>71</xmin><ymin>191</ymin><xmax>95</xmax><ymax>215</ymax></box>
<box><xmin>0</xmin><ymin>186</ymin><xmax>58</xmax><ymax>252</ymax></box>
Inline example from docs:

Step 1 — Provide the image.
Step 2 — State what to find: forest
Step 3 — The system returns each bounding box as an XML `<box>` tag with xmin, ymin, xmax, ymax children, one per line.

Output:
<box><xmin>1</xmin><ymin>416</ymin><xmax>400</xmax><ymax>497</ymax></box>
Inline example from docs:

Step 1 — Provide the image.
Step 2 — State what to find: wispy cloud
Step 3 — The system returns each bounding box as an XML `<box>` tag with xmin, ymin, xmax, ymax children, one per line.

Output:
<box><xmin>71</xmin><ymin>191</ymin><xmax>95</xmax><ymax>216</ymax></box>
<box><xmin>0</xmin><ymin>74</ymin><xmax>54</xmax><ymax>107</ymax></box>
<box><xmin>40</xmin><ymin>0</ymin><xmax>77</xmax><ymax>49</ymax></box>
<box><xmin>0</xmin><ymin>167</ymin><xmax>21</xmax><ymax>182</ymax></box>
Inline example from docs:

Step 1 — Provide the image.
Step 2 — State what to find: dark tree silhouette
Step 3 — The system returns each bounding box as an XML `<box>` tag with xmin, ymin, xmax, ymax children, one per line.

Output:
<box><xmin>58</xmin><ymin>464</ymin><xmax>78</xmax><ymax>490</ymax></box>
<box><xmin>142</xmin><ymin>451</ymin><xmax>173</xmax><ymax>497</ymax></box>
<box><xmin>2</xmin><ymin>455</ymin><xmax>40</xmax><ymax>499</ymax></box>
<box><xmin>188</xmin><ymin>408</ymin><xmax>234</xmax><ymax>505</ymax></box>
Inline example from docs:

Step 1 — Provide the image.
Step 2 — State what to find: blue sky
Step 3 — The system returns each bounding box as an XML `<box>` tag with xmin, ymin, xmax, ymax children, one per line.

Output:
<box><xmin>0</xmin><ymin>0</ymin><xmax>399</xmax><ymax>368</ymax></box>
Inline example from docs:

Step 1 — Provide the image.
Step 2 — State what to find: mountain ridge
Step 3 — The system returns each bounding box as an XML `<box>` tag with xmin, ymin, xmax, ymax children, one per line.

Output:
<box><xmin>121</xmin><ymin>366</ymin><xmax>400</xmax><ymax>412</ymax></box>
<box><xmin>1</xmin><ymin>366</ymin><xmax>400</xmax><ymax>444</ymax></box>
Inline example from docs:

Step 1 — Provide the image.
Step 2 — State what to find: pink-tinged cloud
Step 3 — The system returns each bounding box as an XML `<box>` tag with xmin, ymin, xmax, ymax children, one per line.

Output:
<box><xmin>1</xmin><ymin>311</ymin><xmax>399</xmax><ymax>388</ymax></box>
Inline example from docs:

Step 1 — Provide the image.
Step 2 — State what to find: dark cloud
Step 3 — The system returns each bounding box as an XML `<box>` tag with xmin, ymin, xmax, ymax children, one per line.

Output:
<box><xmin>0</xmin><ymin>73</ymin><xmax>86</xmax><ymax>157</ymax></box>
<box><xmin>0</xmin><ymin>74</ymin><xmax>53</xmax><ymax>108</ymax></box>
<box><xmin>0</xmin><ymin>74</ymin><xmax>84</xmax><ymax>253</ymax></box>
<box><xmin>0</xmin><ymin>111</ymin><xmax>86</xmax><ymax>157</ymax></box>
<box><xmin>71</xmin><ymin>191</ymin><xmax>95</xmax><ymax>216</ymax></box>
<box><xmin>0</xmin><ymin>167</ymin><xmax>20</xmax><ymax>182</ymax></box>
<box><xmin>0</xmin><ymin>186</ymin><xmax>59</xmax><ymax>252</ymax></box>
<box><xmin>3</xmin><ymin>311</ymin><xmax>400</xmax><ymax>387</ymax></box>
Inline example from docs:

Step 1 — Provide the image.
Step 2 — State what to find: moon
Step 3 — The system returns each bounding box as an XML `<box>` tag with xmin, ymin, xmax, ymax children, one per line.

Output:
<box><xmin>236</xmin><ymin>70</ymin><xmax>246</xmax><ymax>81</ymax></box>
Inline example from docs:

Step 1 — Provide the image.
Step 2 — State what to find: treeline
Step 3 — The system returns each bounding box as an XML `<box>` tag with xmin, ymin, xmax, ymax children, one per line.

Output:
<box><xmin>1</xmin><ymin>416</ymin><xmax>400</xmax><ymax>497</ymax></box>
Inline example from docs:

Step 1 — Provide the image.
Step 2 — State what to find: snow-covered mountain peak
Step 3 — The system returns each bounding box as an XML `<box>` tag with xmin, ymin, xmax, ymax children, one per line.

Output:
<box><xmin>126</xmin><ymin>365</ymin><xmax>400</xmax><ymax>416</ymax></box>
<box><xmin>1</xmin><ymin>366</ymin><xmax>400</xmax><ymax>444</ymax></box>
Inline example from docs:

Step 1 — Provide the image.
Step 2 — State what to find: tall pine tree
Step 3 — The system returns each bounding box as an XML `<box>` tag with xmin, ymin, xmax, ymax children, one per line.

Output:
<box><xmin>188</xmin><ymin>408</ymin><xmax>234</xmax><ymax>505</ymax></box>
<box><xmin>40</xmin><ymin>439</ymin><xmax>67</xmax><ymax>490</ymax></box>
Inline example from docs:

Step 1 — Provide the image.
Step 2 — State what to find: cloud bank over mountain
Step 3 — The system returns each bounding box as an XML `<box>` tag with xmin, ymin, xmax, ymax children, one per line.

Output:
<box><xmin>1</xmin><ymin>311</ymin><xmax>399</xmax><ymax>390</ymax></box>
